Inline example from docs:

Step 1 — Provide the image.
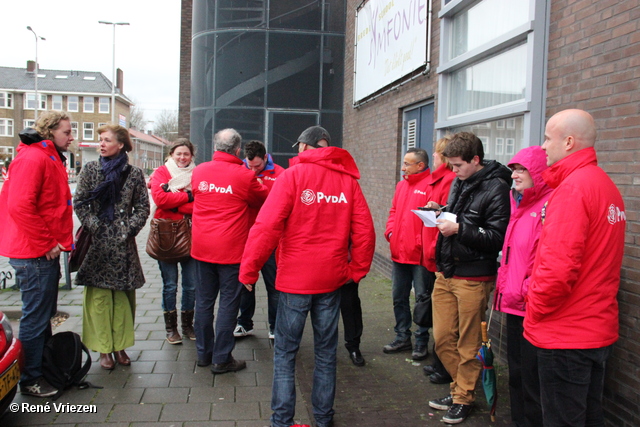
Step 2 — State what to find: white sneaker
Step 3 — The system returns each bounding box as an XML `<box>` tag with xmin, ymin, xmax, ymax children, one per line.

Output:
<box><xmin>233</xmin><ymin>324</ymin><xmax>254</xmax><ymax>337</ymax></box>
<box><xmin>268</xmin><ymin>331</ymin><xmax>275</xmax><ymax>340</ymax></box>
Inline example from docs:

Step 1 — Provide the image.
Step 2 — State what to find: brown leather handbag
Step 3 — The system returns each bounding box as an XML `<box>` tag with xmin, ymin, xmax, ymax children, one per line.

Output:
<box><xmin>68</xmin><ymin>226</ymin><xmax>92</xmax><ymax>273</ymax></box>
<box><xmin>145</xmin><ymin>217</ymin><xmax>192</xmax><ymax>263</ymax></box>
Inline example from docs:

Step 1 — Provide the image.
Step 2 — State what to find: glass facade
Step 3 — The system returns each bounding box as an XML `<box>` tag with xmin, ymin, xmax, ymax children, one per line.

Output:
<box><xmin>191</xmin><ymin>0</ymin><xmax>346</xmax><ymax>166</ymax></box>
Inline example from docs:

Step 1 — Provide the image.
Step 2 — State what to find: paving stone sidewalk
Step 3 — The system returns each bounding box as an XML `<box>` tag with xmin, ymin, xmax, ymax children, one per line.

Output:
<box><xmin>0</xmin><ymin>219</ymin><xmax>511</xmax><ymax>426</ymax></box>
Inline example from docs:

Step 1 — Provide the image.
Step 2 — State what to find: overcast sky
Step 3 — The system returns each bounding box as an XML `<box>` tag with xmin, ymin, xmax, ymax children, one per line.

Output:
<box><xmin>2</xmin><ymin>0</ymin><xmax>181</xmax><ymax>129</ymax></box>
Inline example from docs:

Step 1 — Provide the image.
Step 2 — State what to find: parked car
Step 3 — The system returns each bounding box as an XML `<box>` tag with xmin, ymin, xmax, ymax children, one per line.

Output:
<box><xmin>0</xmin><ymin>311</ymin><xmax>22</xmax><ymax>414</ymax></box>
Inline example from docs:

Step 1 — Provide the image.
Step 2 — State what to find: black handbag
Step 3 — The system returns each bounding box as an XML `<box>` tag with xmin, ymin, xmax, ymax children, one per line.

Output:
<box><xmin>68</xmin><ymin>226</ymin><xmax>92</xmax><ymax>273</ymax></box>
<box><xmin>145</xmin><ymin>217</ymin><xmax>192</xmax><ymax>263</ymax></box>
<box><xmin>413</xmin><ymin>292</ymin><xmax>433</xmax><ymax>328</ymax></box>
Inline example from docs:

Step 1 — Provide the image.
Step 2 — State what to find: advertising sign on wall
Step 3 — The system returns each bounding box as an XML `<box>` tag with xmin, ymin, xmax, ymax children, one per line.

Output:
<box><xmin>354</xmin><ymin>0</ymin><xmax>429</xmax><ymax>103</ymax></box>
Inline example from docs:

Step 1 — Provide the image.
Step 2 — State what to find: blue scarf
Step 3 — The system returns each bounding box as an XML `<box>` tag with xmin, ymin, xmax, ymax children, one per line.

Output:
<box><xmin>78</xmin><ymin>151</ymin><xmax>129</xmax><ymax>221</ymax></box>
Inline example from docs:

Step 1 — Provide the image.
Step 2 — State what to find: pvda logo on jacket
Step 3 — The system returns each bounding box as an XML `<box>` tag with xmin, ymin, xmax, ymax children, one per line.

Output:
<box><xmin>197</xmin><ymin>181</ymin><xmax>233</xmax><ymax>194</ymax></box>
<box><xmin>300</xmin><ymin>189</ymin><xmax>348</xmax><ymax>205</ymax></box>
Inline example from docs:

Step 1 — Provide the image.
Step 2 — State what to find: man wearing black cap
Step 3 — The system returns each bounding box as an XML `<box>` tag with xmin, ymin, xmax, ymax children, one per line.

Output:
<box><xmin>239</xmin><ymin>126</ymin><xmax>375</xmax><ymax>427</ymax></box>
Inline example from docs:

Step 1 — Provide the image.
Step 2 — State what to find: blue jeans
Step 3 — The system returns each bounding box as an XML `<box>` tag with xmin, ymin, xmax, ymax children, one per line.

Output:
<box><xmin>10</xmin><ymin>256</ymin><xmax>60</xmax><ymax>385</ymax></box>
<box><xmin>536</xmin><ymin>344</ymin><xmax>612</xmax><ymax>427</ymax></box>
<box><xmin>194</xmin><ymin>261</ymin><xmax>242</xmax><ymax>365</ymax></box>
<box><xmin>237</xmin><ymin>251</ymin><xmax>279</xmax><ymax>332</ymax></box>
<box><xmin>159</xmin><ymin>257</ymin><xmax>196</xmax><ymax>312</ymax></box>
<box><xmin>391</xmin><ymin>262</ymin><xmax>432</xmax><ymax>345</ymax></box>
<box><xmin>271</xmin><ymin>290</ymin><xmax>340</xmax><ymax>427</ymax></box>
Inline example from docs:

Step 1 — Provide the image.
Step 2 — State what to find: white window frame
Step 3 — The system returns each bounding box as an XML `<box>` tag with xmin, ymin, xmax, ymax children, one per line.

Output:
<box><xmin>83</xmin><ymin>97</ymin><xmax>94</xmax><ymax>113</ymax></box>
<box><xmin>83</xmin><ymin>122</ymin><xmax>94</xmax><ymax>141</ymax></box>
<box><xmin>495</xmin><ymin>137</ymin><xmax>505</xmax><ymax>155</ymax></box>
<box><xmin>479</xmin><ymin>136</ymin><xmax>489</xmax><ymax>155</ymax></box>
<box><xmin>506</xmin><ymin>137</ymin><xmax>515</xmax><ymax>155</ymax></box>
<box><xmin>23</xmin><ymin>120</ymin><xmax>36</xmax><ymax>129</ymax></box>
<box><xmin>0</xmin><ymin>119</ymin><xmax>14</xmax><ymax>137</ymax></box>
<box><xmin>24</xmin><ymin>93</ymin><xmax>47</xmax><ymax>110</ymax></box>
<box><xmin>0</xmin><ymin>92</ymin><xmax>13</xmax><ymax>109</ymax></box>
<box><xmin>436</xmin><ymin>0</ymin><xmax>549</xmax><ymax>152</ymax></box>
<box><xmin>52</xmin><ymin>95</ymin><xmax>63</xmax><ymax>110</ymax></box>
<box><xmin>71</xmin><ymin>122</ymin><xmax>79</xmax><ymax>139</ymax></box>
<box><xmin>99</xmin><ymin>97</ymin><xmax>110</xmax><ymax>114</ymax></box>
<box><xmin>68</xmin><ymin>96</ymin><xmax>79</xmax><ymax>112</ymax></box>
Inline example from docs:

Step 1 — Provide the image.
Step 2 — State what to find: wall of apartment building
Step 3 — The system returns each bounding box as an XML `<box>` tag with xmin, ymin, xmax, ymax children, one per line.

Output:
<box><xmin>178</xmin><ymin>0</ymin><xmax>192</xmax><ymax>139</ymax></box>
<box><xmin>342</xmin><ymin>0</ymin><xmax>441</xmax><ymax>276</ymax></box>
<box><xmin>0</xmin><ymin>92</ymin><xmax>128</xmax><ymax>146</ymax></box>
<box><xmin>546</xmin><ymin>1</ymin><xmax>640</xmax><ymax>425</ymax></box>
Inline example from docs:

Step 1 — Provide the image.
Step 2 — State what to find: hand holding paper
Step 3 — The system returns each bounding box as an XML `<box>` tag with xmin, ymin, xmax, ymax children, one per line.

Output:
<box><xmin>412</xmin><ymin>209</ymin><xmax>457</xmax><ymax>227</ymax></box>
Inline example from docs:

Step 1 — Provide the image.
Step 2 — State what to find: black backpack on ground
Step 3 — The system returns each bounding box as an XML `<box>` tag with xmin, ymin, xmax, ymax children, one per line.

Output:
<box><xmin>42</xmin><ymin>331</ymin><xmax>100</xmax><ymax>400</ymax></box>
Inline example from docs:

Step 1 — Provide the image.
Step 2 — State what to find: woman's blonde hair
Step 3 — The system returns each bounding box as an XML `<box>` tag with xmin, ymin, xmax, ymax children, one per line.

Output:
<box><xmin>35</xmin><ymin>110</ymin><xmax>71</xmax><ymax>141</ymax></box>
<box><xmin>434</xmin><ymin>135</ymin><xmax>454</xmax><ymax>170</ymax></box>
<box><xmin>97</xmin><ymin>124</ymin><xmax>133</xmax><ymax>152</ymax></box>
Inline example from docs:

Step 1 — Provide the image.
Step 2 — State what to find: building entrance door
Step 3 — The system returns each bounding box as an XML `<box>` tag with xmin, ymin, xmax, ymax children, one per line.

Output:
<box><xmin>402</xmin><ymin>102</ymin><xmax>435</xmax><ymax>160</ymax></box>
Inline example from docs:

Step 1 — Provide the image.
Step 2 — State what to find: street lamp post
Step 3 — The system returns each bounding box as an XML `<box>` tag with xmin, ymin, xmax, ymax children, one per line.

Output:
<box><xmin>26</xmin><ymin>26</ymin><xmax>45</xmax><ymax>121</ymax></box>
<box><xmin>98</xmin><ymin>21</ymin><xmax>129</xmax><ymax>124</ymax></box>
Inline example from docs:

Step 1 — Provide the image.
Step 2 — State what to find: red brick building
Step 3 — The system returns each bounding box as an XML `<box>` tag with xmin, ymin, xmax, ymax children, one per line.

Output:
<box><xmin>180</xmin><ymin>1</ymin><xmax>639</xmax><ymax>424</ymax></box>
<box><xmin>342</xmin><ymin>1</ymin><xmax>639</xmax><ymax>425</ymax></box>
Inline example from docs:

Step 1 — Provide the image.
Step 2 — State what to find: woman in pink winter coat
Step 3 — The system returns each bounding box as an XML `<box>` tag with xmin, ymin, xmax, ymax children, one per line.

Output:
<box><xmin>494</xmin><ymin>146</ymin><xmax>551</xmax><ymax>427</ymax></box>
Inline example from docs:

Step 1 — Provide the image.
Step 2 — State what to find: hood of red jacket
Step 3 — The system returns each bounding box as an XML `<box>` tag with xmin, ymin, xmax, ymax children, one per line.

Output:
<box><xmin>289</xmin><ymin>146</ymin><xmax>361</xmax><ymax>179</ymax></box>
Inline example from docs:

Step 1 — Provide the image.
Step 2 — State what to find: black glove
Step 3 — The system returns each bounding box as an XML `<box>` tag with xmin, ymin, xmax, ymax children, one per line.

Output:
<box><xmin>161</xmin><ymin>183</ymin><xmax>170</xmax><ymax>192</ymax></box>
<box><xmin>185</xmin><ymin>190</ymin><xmax>194</xmax><ymax>203</ymax></box>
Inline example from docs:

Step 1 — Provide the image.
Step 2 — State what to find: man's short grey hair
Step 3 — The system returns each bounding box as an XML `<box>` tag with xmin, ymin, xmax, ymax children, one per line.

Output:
<box><xmin>214</xmin><ymin>128</ymin><xmax>242</xmax><ymax>154</ymax></box>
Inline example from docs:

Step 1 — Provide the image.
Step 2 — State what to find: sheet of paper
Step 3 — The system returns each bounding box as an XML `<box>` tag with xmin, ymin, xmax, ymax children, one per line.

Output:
<box><xmin>412</xmin><ymin>210</ymin><xmax>457</xmax><ymax>227</ymax></box>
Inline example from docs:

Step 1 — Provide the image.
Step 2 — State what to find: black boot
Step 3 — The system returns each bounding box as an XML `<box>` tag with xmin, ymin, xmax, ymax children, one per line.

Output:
<box><xmin>164</xmin><ymin>310</ymin><xmax>182</xmax><ymax>344</ymax></box>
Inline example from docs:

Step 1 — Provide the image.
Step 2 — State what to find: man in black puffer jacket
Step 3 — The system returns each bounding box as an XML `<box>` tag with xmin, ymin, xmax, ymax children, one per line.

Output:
<box><xmin>425</xmin><ymin>132</ymin><xmax>511</xmax><ymax>424</ymax></box>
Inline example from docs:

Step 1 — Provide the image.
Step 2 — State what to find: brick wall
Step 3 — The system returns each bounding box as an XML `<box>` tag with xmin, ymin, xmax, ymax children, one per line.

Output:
<box><xmin>546</xmin><ymin>1</ymin><xmax>640</xmax><ymax>425</ymax></box>
<box><xmin>343</xmin><ymin>0</ymin><xmax>441</xmax><ymax>277</ymax></box>
<box><xmin>178</xmin><ymin>0</ymin><xmax>192</xmax><ymax>139</ymax></box>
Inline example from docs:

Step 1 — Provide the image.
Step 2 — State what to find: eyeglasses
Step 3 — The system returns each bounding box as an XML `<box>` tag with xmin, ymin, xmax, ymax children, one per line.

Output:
<box><xmin>511</xmin><ymin>166</ymin><xmax>527</xmax><ymax>174</ymax></box>
<box><xmin>403</xmin><ymin>162</ymin><xmax>420</xmax><ymax>167</ymax></box>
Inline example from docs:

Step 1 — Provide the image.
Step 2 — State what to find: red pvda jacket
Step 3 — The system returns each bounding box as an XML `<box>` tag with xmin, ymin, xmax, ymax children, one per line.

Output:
<box><xmin>524</xmin><ymin>148</ymin><xmax>626</xmax><ymax>349</ymax></box>
<box><xmin>239</xmin><ymin>147</ymin><xmax>376</xmax><ymax>294</ymax></box>
<box><xmin>421</xmin><ymin>164</ymin><xmax>455</xmax><ymax>272</ymax></box>
<box><xmin>385</xmin><ymin>168</ymin><xmax>431</xmax><ymax>265</ymax></box>
<box><xmin>0</xmin><ymin>140</ymin><xmax>73</xmax><ymax>258</ymax></box>
<box><xmin>190</xmin><ymin>151</ymin><xmax>268</xmax><ymax>264</ymax></box>
<box><xmin>243</xmin><ymin>153</ymin><xmax>285</xmax><ymax>225</ymax></box>
<box><xmin>150</xmin><ymin>164</ymin><xmax>194</xmax><ymax>220</ymax></box>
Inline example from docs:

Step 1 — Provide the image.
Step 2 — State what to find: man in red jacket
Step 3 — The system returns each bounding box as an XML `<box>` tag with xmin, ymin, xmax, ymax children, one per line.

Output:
<box><xmin>239</xmin><ymin>126</ymin><xmax>375</xmax><ymax>427</ymax></box>
<box><xmin>0</xmin><ymin>111</ymin><xmax>74</xmax><ymax>397</ymax></box>
<box><xmin>383</xmin><ymin>148</ymin><xmax>432</xmax><ymax>360</ymax></box>
<box><xmin>524</xmin><ymin>109</ymin><xmax>626</xmax><ymax>426</ymax></box>
<box><xmin>234</xmin><ymin>140</ymin><xmax>285</xmax><ymax>339</ymax></box>
<box><xmin>190</xmin><ymin>128</ymin><xmax>268</xmax><ymax>374</ymax></box>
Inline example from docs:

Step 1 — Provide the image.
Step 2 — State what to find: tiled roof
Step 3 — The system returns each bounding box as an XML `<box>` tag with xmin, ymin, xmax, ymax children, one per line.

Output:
<box><xmin>0</xmin><ymin>66</ymin><xmax>131</xmax><ymax>104</ymax></box>
<box><xmin>129</xmin><ymin>128</ymin><xmax>165</xmax><ymax>146</ymax></box>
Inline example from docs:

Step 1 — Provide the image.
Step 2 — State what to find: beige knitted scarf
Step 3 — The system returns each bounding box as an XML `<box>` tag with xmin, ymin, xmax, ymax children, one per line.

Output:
<box><xmin>165</xmin><ymin>157</ymin><xmax>195</xmax><ymax>192</ymax></box>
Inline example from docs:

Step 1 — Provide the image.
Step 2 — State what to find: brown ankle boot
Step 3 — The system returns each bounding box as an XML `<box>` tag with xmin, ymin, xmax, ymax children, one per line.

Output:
<box><xmin>181</xmin><ymin>310</ymin><xmax>196</xmax><ymax>340</ymax></box>
<box><xmin>164</xmin><ymin>310</ymin><xmax>182</xmax><ymax>344</ymax></box>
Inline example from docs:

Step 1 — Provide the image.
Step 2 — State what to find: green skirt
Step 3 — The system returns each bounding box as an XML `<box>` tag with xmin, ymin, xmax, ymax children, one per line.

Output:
<box><xmin>82</xmin><ymin>287</ymin><xmax>136</xmax><ymax>353</ymax></box>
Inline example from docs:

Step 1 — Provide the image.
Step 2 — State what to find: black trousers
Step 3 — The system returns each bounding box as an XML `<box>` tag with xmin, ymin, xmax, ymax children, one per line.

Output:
<box><xmin>340</xmin><ymin>280</ymin><xmax>363</xmax><ymax>352</ymax></box>
<box><xmin>508</xmin><ymin>314</ymin><xmax>542</xmax><ymax>427</ymax></box>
